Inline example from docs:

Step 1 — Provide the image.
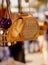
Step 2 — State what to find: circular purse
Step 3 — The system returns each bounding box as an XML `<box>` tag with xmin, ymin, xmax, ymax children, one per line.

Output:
<box><xmin>6</xmin><ymin>0</ymin><xmax>39</xmax><ymax>42</ymax></box>
<box><xmin>7</xmin><ymin>14</ymin><xmax>39</xmax><ymax>42</ymax></box>
<box><xmin>21</xmin><ymin>15</ymin><xmax>39</xmax><ymax>41</ymax></box>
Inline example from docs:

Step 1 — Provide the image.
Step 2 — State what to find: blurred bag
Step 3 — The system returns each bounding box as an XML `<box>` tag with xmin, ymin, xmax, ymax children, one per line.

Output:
<box><xmin>7</xmin><ymin>15</ymin><xmax>39</xmax><ymax>42</ymax></box>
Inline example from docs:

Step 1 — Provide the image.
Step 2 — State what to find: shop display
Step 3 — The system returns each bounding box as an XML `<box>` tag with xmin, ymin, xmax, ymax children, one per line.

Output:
<box><xmin>1</xmin><ymin>0</ymin><xmax>48</xmax><ymax>44</ymax></box>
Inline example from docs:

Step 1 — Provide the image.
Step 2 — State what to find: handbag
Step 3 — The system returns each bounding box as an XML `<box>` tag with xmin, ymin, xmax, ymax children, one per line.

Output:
<box><xmin>0</xmin><ymin>0</ymin><xmax>12</xmax><ymax>30</ymax></box>
<box><xmin>7</xmin><ymin>14</ymin><xmax>39</xmax><ymax>42</ymax></box>
<box><xmin>0</xmin><ymin>0</ymin><xmax>12</xmax><ymax>46</ymax></box>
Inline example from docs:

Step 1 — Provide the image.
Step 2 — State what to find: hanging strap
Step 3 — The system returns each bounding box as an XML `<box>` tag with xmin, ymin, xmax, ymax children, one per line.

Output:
<box><xmin>6</xmin><ymin>0</ymin><xmax>11</xmax><ymax>18</ymax></box>
<box><xmin>1</xmin><ymin>0</ymin><xmax>4</xmax><ymax>17</ymax></box>
<box><xmin>1</xmin><ymin>0</ymin><xmax>11</xmax><ymax>18</ymax></box>
<box><xmin>18</xmin><ymin>0</ymin><xmax>21</xmax><ymax>13</ymax></box>
<box><xmin>2</xmin><ymin>0</ymin><xmax>4</xmax><ymax>9</ymax></box>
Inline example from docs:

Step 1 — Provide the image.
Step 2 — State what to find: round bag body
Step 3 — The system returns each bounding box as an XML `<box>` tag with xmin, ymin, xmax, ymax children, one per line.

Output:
<box><xmin>7</xmin><ymin>15</ymin><xmax>39</xmax><ymax>42</ymax></box>
<box><xmin>20</xmin><ymin>15</ymin><xmax>39</xmax><ymax>41</ymax></box>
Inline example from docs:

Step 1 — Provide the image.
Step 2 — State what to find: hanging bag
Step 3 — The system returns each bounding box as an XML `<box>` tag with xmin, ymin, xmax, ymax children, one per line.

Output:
<box><xmin>7</xmin><ymin>0</ymin><xmax>39</xmax><ymax>42</ymax></box>
<box><xmin>0</xmin><ymin>0</ymin><xmax>12</xmax><ymax>30</ymax></box>
<box><xmin>0</xmin><ymin>0</ymin><xmax>12</xmax><ymax>45</ymax></box>
<box><xmin>7</xmin><ymin>15</ymin><xmax>39</xmax><ymax>42</ymax></box>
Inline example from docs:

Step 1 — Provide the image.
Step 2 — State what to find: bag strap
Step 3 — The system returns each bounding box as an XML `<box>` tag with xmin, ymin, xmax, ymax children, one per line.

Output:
<box><xmin>1</xmin><ymin>0</ymin><xmax>4</xmax><ymax>17</ymax></box>
<box><xmin>1</xmin><ymin>0</ymin><xmax>11</xmax><ymax>18</ymax></box>
<box><xmin>6</xmin><ymin>0</ymin><xmax>11</xmax><ymax>18</ymax></box>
